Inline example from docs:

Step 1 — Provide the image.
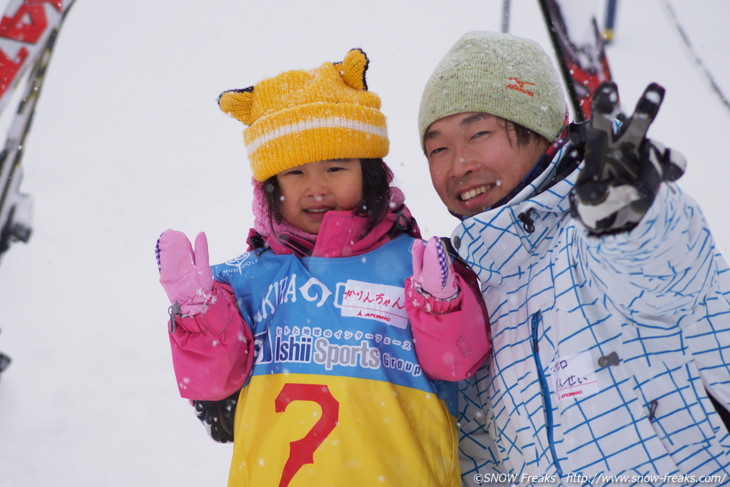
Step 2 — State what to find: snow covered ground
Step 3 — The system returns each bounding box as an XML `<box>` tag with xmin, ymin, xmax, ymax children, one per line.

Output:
<box><xmin>1</xmin><ymin>0</ymin><xmax>728</xmax><ymax>485</ymax></box>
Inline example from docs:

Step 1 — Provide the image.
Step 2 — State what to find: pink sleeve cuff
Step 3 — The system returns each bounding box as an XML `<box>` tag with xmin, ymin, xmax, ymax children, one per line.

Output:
<box><xmin>405</xmin><ymin>274</ymin><xmax>490</xmax><ymax>381</ymax></box>
<box><xmin>405</xmin><ymin>277</ymin><xmax>462</xmax><ymax>314</ymax></box>
<box><xmin>168</xmin><ymin>282</ymin><xmax>254</xmax><ymax>400</ymax></box>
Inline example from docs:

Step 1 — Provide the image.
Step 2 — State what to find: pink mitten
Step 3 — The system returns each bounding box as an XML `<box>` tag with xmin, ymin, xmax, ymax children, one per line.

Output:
<box><xmin>156</xmin><ymin>230</ymin><xmax>213</xmax><ymax>316</ymax></box>
<box><xmin>411</xmin><ymin>236</ymin><xmax>458</xmax><ymax>300</ymax></box>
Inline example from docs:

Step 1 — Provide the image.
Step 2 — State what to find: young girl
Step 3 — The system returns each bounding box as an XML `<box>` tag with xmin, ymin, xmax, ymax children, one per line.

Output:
<box><xmin>156</xmin><ymin>49</ymin><xmax>489</xmax><ymax>487</ymax></box>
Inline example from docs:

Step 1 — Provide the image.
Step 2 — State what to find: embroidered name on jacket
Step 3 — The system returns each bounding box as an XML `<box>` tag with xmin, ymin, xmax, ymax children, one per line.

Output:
<box><xmin>251</xmin><ymin>274</ymin><xmax>408</xmax><ymax>328</ymax></box>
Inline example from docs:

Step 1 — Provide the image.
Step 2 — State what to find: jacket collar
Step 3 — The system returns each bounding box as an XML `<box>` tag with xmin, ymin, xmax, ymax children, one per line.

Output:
<box><xmin>451</xmin><ymin>141</ymin><xmax>582</xmax><ymax>282</ymax></box>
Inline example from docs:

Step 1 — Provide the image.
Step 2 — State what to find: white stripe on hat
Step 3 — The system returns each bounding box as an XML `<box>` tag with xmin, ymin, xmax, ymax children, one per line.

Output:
<box><xmin>246</xmin><ymin>117</ymin><xmax>388</xmax><ymax>155</ymax></box>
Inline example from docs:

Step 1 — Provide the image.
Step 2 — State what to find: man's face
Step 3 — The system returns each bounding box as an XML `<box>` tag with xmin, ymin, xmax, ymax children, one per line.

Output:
<box><xmin>424</xmin><ymin>112</ymin><xmax>549</xmax><ymax>217</ymax></box>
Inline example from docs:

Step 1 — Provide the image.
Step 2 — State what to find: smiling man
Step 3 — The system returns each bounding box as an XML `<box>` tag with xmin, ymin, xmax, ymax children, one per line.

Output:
<box><xmin>424</xmin><ymin>112</ymin><xmax>550</xmax><ymax>216</ymax></box>
<box><xmin>419</xmin><ymin>30</ymin><xmax>730</xmax><ymax>486</ymax></box>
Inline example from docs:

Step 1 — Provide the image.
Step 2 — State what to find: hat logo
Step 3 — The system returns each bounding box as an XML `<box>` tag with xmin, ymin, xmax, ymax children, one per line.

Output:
<box><xmin>506</xmin><ymin>78</ymin><xmax>535</xmax><ymax>97</ymax></box>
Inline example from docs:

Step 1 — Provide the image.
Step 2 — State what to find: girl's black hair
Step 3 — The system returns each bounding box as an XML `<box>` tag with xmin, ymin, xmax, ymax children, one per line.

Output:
<box><xmin>263</xmin><ymin>158</ymin><xmax>393</xmax><ymax>238</ymax></box>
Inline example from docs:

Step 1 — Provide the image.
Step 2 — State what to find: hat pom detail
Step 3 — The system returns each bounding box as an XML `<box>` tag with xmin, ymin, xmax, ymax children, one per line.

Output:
<box><xmin>218</xmin><ymin>88</ymin><xmax>255</xmax><ymax>125</ymax></box>
<box><xmin>339</xmin><ymin>48</ymin><xmax>369</xmax><ymax>91</ymax></box>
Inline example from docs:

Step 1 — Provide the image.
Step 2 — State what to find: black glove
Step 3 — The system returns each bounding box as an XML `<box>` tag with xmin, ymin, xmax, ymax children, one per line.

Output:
<box><xmin>0</xmin><ymin>328</ymin><xmax>10</xmax><ymax>376</ymax></box>
<box><xmin>570</xmin><ymin>81</ymin><xmax>686</xmax><ymax>235</ymax></box>
<box><xmin>0</xmin><ymin>352</ymin><xmax>10</xmax><ymax>376</ymax></box>
<box><xmin>192</xmin><ymin>390</ymin><xmax>239</xmax><ymax>443</ymax></box>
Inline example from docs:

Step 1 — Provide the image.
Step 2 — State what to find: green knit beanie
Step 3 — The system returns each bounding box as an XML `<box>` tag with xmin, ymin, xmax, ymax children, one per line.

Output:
<box><xmin>418</xmin><ymin>31</ymin><xmax>566</xmax><ymax>150</ymax></box>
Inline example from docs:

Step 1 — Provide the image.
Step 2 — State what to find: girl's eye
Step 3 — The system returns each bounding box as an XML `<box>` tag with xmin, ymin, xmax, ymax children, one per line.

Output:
<box><xmin>327</xmin><ymin>166</ymin><xmax>345</xmax><ymax>173</ymax></box>
<box><xmin>283</xmin><ymin>169</ymin><xmax>303</xmax><ymax>176</ymax></box>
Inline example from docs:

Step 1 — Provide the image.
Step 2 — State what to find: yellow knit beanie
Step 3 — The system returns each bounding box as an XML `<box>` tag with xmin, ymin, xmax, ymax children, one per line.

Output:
<box><xmin>219</xmin><ymin>49</ymin><xmax>389</xmax><ymax>181</ymax></box>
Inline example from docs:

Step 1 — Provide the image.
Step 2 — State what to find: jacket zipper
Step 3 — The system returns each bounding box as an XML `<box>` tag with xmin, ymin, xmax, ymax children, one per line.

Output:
<box><xmin>530</xmin><ymin>311</ymin><xmax>563</xmax><ymax>477</ymax></box>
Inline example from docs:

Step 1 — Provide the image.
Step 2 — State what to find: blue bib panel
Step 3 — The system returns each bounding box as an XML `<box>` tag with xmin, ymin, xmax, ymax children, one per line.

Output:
<box><xmin>213</xmin><ymin>236</ymin><xmax>455</xmax><ymax>406</ymax></box>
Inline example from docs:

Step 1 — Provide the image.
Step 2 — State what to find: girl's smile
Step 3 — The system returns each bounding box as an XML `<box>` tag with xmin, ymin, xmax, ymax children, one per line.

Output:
<box><xmin>275</xmin><ymin>159</ymin><xmax>363</xmax><ymax>234</ymax></box>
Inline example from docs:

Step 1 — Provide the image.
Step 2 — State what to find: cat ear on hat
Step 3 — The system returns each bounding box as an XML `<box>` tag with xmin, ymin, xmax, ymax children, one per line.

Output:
<box><xmin>336</xmin><ymin>48</ymin><xmax>369</xmax><ymax>91</ymax></box>
<box><xmin>218</xmin><ymin>87</ymin><xmax>255</xmax><ymax>125</ymax></box>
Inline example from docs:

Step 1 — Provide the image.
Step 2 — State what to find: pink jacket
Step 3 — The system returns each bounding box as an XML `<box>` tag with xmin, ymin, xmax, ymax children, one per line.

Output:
<box><xmin>168</xmin><ymin>198</ymin><xmax>490</xmax><ymax>401</ymax></box>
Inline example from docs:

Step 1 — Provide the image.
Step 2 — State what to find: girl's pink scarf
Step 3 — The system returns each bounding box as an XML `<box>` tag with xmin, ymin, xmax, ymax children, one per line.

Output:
<box><xmin>249</xmin><ymin>178</ymin><xmax>415</xmax><ymax>257</ymax></box>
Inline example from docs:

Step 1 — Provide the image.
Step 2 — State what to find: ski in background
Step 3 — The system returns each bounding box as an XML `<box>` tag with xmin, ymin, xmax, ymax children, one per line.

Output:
<box><xmin>501</xmin><ymin>0</ymin><xmax>511</xmax><ymax>33</ymax></box>
<box><xmin>602</xmin><ymin>0</ymin><xmax>618</xmax><ymax>44</ymax></box>
<box><xmin>662</xmin><ymin>0</ymin><xmax>730</xmax><ymax>113</ymax></box>
<box><xmin>538</xmin><ymin>0</ymin><xmax>614</xmax><ymax>121</ymax></box>
<box><xmin>0</xmin><ymin>0</ymin><xmax>76</xmax><ymax>377</ymax></box>
<box><xmin>0</xmin><ymin>0</ymin><xmax>76</xmax><ymax>265</ymax></box>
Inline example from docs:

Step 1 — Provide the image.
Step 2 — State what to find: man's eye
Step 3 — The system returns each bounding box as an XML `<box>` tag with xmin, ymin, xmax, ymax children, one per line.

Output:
<box><xmin>471</xmin><ymin>131</ymin><xmax>489</xmax><ymax>140</ymax></box>
<box><xmin>428</xmin><ymin>147</ymin><xmax>446</xmax><ymax>158</ymax></box>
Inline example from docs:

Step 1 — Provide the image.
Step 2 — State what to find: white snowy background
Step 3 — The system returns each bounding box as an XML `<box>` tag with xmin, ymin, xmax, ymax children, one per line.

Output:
<box><xmin>1</xmin><ymin>0</ymin><xmax>728</xmax><ymax>485</ymax></box>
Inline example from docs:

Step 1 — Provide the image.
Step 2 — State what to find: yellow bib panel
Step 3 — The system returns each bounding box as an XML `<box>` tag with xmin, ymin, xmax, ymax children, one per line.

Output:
<box><xmin>228</xmin><ymin>373</ymin><xmax>460</xmax><ymax>487</ymax></box>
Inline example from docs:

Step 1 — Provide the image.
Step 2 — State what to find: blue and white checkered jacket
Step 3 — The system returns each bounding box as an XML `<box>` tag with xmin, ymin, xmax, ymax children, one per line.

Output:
<box><xmin>454</xmin><ymin>144</ymin><xmax>730</xmax><ymax>486</ymax></box>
